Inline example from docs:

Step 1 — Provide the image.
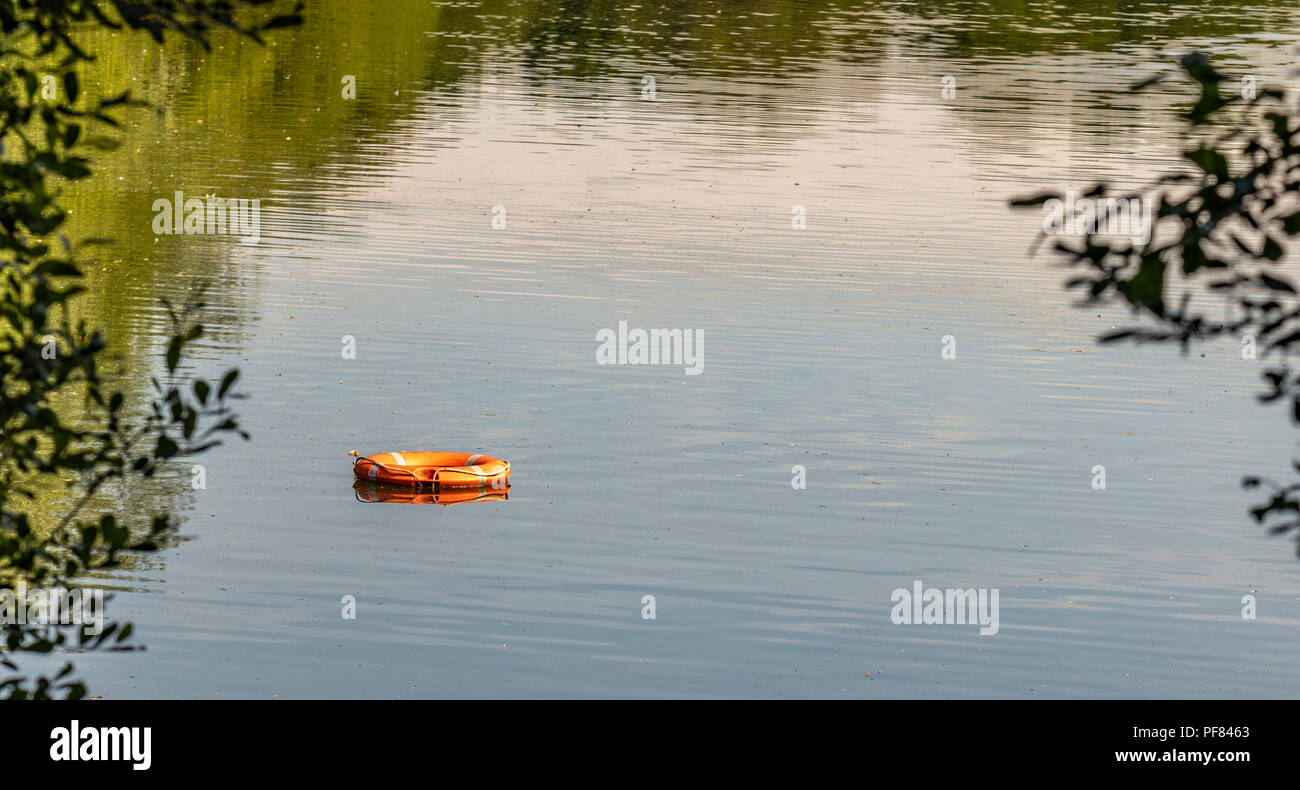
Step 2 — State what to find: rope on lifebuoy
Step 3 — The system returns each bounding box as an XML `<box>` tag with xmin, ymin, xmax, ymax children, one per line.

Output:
<box><xmin>353</xmin><ymin>454</ymin><xmax>421</xmax><ymax>483</ymax></box>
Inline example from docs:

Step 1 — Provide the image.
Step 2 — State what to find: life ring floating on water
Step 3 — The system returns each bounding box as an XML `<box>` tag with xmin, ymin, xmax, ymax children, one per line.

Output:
<box><xmin>353</xmin><ymin>451</ymin><xmax>511</xmax><ymax>488</ymax></box>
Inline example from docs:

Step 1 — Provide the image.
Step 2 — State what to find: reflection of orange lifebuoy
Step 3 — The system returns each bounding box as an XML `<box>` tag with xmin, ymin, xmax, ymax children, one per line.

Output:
<box><xmin>353</xmin><ymin>480</ymin><xmax>509</xmax><ymax>505</ymax></box>
<box><xmin>352</xmin><ymin>451</ymin><xmax>511</xmax><ymax>488</ymax></box>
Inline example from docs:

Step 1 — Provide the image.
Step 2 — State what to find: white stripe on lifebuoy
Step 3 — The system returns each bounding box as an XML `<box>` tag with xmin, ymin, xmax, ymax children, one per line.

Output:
<box><xmin>368</xmin><ymin>463</ymin><xmax>378</xmax><ymax>482</ymax></box>
<box><xmin>466</xmin><ymin>455</ymin><xmax>482</xmax><ymax>466</ymax></box>
<box><xmin>391</xmin><ymin>452</ymin><xmax>406</xmax><ymax>466</ymax></box>
<box><xmin>468</xmin><ymin>465</ymin><xmax>484</xmax><ymax>476</ymax></box>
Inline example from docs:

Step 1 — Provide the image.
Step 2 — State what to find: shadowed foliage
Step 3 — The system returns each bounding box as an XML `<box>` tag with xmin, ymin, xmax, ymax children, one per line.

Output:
<box><xmin>1013</xmin><ymin>52</ymin><xmax>1300</xmax><ymax>554</ymax></box>
<box><xmin>1</xmin><ymin>0</ymin><xmax>301</xmax><ymax>699</ymax></box>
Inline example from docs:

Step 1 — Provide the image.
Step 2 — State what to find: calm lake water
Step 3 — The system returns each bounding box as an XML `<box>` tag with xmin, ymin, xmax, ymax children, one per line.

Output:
<box><xmin>45</xmin><ymin>0</ymin><xmax>1300</xmax><ymax>697</ymax></box>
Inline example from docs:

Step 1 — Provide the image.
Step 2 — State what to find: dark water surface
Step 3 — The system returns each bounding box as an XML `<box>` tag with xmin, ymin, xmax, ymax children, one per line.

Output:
<box><xmin>51</xmin><ymin>0</ymin><xmax>1300</xmax><ymax>697</ymax></box>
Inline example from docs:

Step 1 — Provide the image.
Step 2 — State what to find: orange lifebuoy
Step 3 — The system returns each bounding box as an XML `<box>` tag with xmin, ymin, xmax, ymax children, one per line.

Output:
<box><xmin>353</xmin><ymin>451</ymin><xmax>511</xmax><ymax>488</ymax></box>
